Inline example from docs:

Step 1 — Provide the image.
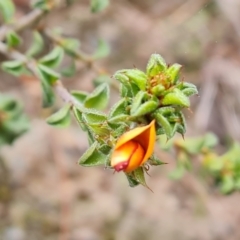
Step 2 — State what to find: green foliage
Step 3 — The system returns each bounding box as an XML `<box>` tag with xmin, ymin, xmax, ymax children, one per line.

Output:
<box><xmin>84</xmin><ymin>83</ymin><xmax>109</xmax><ymax>110</ymax></box>
<box><xmin>93</xmin><ymin>39</ymin><xmax>110</xmax><ymax>60</ymax></box>
<box><xmin>6</xmin><ymin>31</ymin><xmax>22</xmax><ymax>48</ymax></box>
<box><xmin>39</xmin><ymin>46</ymin><xmax>64</xmax><ymax>68</ymax></box>
<box><xmin>60</xmin><ymin>37</ymin><xmax>80</xmax><ymax>56</ymax></box>
<box><xmin>146</xmin><ymin>53</ymin><xmax>167</xmax><ymax>77</ymax></box>
<box><xmin>61</xmin><ymin>61</ymin><xmax>76</xmax><ymax>77</ymax></box>
<box><xmin>26</xmin><ymin>31</ymin><xmax>44</xmax><ymax>57</ymax></box>
<box><xmin>79</xmin><ymin>141</ymin><xmax>109</xmax><ymax>167</ymax></box>
<box><xmin>0</xmin><ymin>94</ymin><xmax>29</xmax><ymax>147</ymax></box>
<box><xmin>202</xmin><ymin>143</ymin><xmax>240</xmax><ymax>194</ymax></box>
<box><xmin>91</xmin><ymin>0</ymin><xmax>109</xmax><ymax>13</ymax></box>
<box><xmin>35</xmin><ymin>64</ymin><xmax>59</xmax><ymax>107</ymax></box>
<box><xmin>31</xmin><ymin>0</ymin><xmax>52</xmax><ymax>10</ymax></box>
<box><xmin>0</xmin><ymin>0</ymin><xmax>15</xmax><ymax>23</ymax></box>
<box><xmin>75</xmin><ymin>53</ymin><xmax>198</xmax><ymax>187</ymax></box>
<box><xmin>161</xmin><ymin>88</ymin><xmax>190</xmax><ymax>107</ymax></box>
<box><xmin>2</xmin><ymin>60</ymin><xmax>26</xmax><ymax>77</ymax></box>
<box><xmin>46</xmin><ymin>104</ymin><xmax>71</xmax><ymax>128</ymax></box>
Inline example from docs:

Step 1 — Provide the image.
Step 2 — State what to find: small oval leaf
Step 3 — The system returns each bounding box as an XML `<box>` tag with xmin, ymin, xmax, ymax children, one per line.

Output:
<box><xmin>46</xmin><ymin>104</ymin><xmax>71</xmax><ymax>128</ymax></box>
<box><xmin>84</xmin><ymin>83</ymin><xmax>109</xmax><ymax>110</ymax></box>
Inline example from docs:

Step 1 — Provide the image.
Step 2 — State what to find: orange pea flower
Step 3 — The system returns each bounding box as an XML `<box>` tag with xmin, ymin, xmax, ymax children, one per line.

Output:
<box><xmin>111</xmin><ymin>120</ymin><xmax>156</xmax><ymax>173</ymax></box>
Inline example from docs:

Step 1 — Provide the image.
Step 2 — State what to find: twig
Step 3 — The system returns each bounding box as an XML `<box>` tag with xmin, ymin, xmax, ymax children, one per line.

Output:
<box><xmin>44</xmin><ymin>28</ymin><xmax>107</xmax><ymax>74</ymax></box>
<box><xmin>44</xmin><ymin>28</ymin><xmax>119</xmax><ymax>90</ymax></box>
<box><xmin>0</xmin><ymin>41</ymin><xmax>79</xmax><ymax>106</ymax></box>
<box><xmin>0</xmin><ymin>9</ymin><xmax>46</xmax><ymax>41</ymax></box>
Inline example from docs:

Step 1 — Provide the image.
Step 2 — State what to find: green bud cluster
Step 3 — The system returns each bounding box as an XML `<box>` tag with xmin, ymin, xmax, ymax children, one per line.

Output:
<box><xmin>0</xmin><ymin>94</ymin><xmax>29</xmax><ymax>147</ymax></box>
<box><xmin>114</xmin><ymin>54</ymin><xmax>198</xmax><ymax>139</ymax></box>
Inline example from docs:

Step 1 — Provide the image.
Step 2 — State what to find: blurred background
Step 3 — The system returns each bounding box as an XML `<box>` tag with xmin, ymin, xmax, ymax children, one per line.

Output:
<box><xmin>1</xmin><ymin>0</ymin><xmax>240</xmax><ymax>239</ymax></box>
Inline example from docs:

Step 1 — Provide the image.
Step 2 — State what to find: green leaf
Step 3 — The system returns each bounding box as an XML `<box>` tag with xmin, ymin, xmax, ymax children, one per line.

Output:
<box><xmin>2</xmin><ymin>60</ymin><xmax>25</xmax><ymax>76</ymax></box>
<box><xmin>114</xmin><ymin>72</ymin><xmax>129</xmax><ymax>85</ymax></box>
<box><xmin>71</xmin><ymin>90</ymin><xmax>88</xmax><ymax>104</ymax></box>
<box><xmin>131</xmin><ymin>100</ymin><xmax>158</xmax><ymax>117</ymax></box>
<box><xmin>158</xmin><ymin>135</ymin><xmax>174</xmax><ymax>151</ymax></box>
<box><xmin>31</xmin><ymin>0</ymin><xmax>51</xmax><ymax>10</ymax></box>
<box><xmin>125</xmin><ymin>173</ymin><xmax>140</xmax><ymax>187</ymax></box>
<box><xmin>87</xmin><ymin>124</ymin><xmax>110</xmax><ymax>138</ymax></box>
<box><xmin>178</xmin><ymin>82</ymin><xmax>198</xmax><ymax>97</ymax></box>
<box><xmin>130</xmin><ymin>91</ymin><xmax>147</xmax><ymax>115</ymax></box>
<box><xmin>93</xmin><ymin>39</ymin><xmax>110</xmax><ymax>59</ymax></box>
<box><xmin>207</xmin><ymin>158</ymin><xmax>223</xmax><ymax>172</ymax></box>
<box><xmin>72</xmin><ymin>106</ymin><xmax>87</xmax><ymax>131</ymax></box>
<box><xmin>108</xmin><ymin>114</ymin><xmax>129</xmax><ymax>124</ymax></box>
<box><xmin>133</xmin><ymin>167</ymin><xmax>151</xmax><ymax>189</ymax></box>
<box><xmin>46</xmin><ymin>104</ymin><xmax>71</xmax><ymax>128</ymax></box>
<box><xmin>6</xmin><ymin>31</ymin><xmax>21</xmax><ymax>48</ymax></box>
<box><xmin>166</xmin><ymin>63</ymin><xmax>182</xmax><ymax>84</ymax></box>
<box><xmin>40</xmin><ymin>76</ymin><xmax>55</xmax><ymax>108</ymax></box>
<box><xmin>36</xmin><ymin>64</ymin><xmax>60</xmax><ymax>85</ymax></box>
<box><xmin>2</xmin><ymin>114</ymin><xmax>29</xmax><ymax>143</ymax></box>
<box><xmin>98</xmin><ymin>144</ymin><xmax>112</xmax><ymax>155</ymax></box>
<box><xmin>0</xmin><ymin>94</ymin><xmax>17</xmax><ymax>110</ymax></box>
<box><xmin>82</xmin><ymin>109</ymin><xmax>107</xmax><ymax>124</ymax></box>
<box><xmin>151</xmin><ymin>84</ymin><xmax>165</xmax><ymax>96</ymax></box>
<box><xmin>93</xmin><ymin>75</ymin><xmax>111</xmax><ymax>86</ymax></box>
<box><xmin>79</xmin><ymin>141</ymin><xmax>107</xmax><ymax>167</ymax></box>
<box><xmin>91</xmin><ymin>0</ymin><xmax>109</xmax><ymax>13</ymax></box>
<box><xmin>149</xmin><ymin>155</ymin><xmax>166</xmax><ymax>166</ymax></box>
<box><xmin>122</xmin><ymin>69</ymin><xmax>148</xmax><ymax>91</ymax></box>
<box><xmin>169</xmin><ymin>165</ymin><xmax>186</xmax><ymax>180</ymax></box>
<box><xmin>61</xmin><ymin>61</ymin><xmax>76</xmax><ymax>77</ymax></box>
<box><xmin>154</xmin><ymin>111</ymin><xmax>172</xmax><ymax>139</ymax></box>
<box><xmin>129</xmin><ymin>82</ymin><xmax>140</xmax><ymax>96</ymax></box>
<box><xmin>162</xmin><ymin>88</ymin><xmax>190</xmax><ymax>108</ymax></box>
<box><xmin>182</xmin><ymin>87</ymin><xmax>198</xmax><ymax>97</ymax></box>
<box><xmin>61</xmin><ymin>37</ymin><xmax>80</xmax><ymax>56</ymax></box>
<box><xmin>119</xmin><ymin>84</ymin><xmax>132</xmax><ymax>98</ymax></box>
<box><xmin>109</xmin><ymin>98</ymin><xmax>128</xmax><ymax>118</ymax></box>
<box><xmin>39</xmin><ymin>46</ymin><xmax>64</xmax><ymax>68</ymax></box>
<box><xmin>220</xmin><ymin>175</ymin><xmax>235</xmax><ymax>194</ymax></box>
<box><xmin>146</xmin><ymin>54</ymin><xmax>167</xmax><ymax>77</ymax></box>
<box><xmin>84</xmin><ymin>83</ymin><xmax>109</xmax><ymax>110</ymax></box>
<box><xmin>0</xmin><ymin>0</ymin><xmax>15</xmax><ymax>23</ymax></box>
<box><xmin>26</xmin><ymin>31</ymin><xmax>44</xmax><ymax>57</ymax></box>
<box><xmin>175</xmin><ymin>133</ymin><xmax>218</xmax><ymax>155</ymax></box>
<box><xmin>235</xmin><ymin>177</ymin><xmax>240</xmax><ymax>190</ymax></box>
<box><xmin>202</xmin><ymin>133</ymin><xmax>218</xmax><ymax>149</ymax></box>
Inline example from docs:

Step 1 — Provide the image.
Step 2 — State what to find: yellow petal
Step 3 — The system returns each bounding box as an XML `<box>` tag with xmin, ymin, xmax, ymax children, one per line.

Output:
<box><xmin>112</xmin><ymin>120</ymin><xmax>156</xmax><ymax>172</ymax></box>
<box><xmin>135</xmin><ymin>120</ymin><xmax>156</xmax><ymax>165</ymax></box>
<box><xmin>115</xmin><ymin>120</ymin><xmax>156</xmax><ymax>149</ymax></box>
<box><xmin>111</xmin><ymin>140</ymin><xmax>145</xmax><ymax>172</ymax></box>
<box><xmin>125</xmin><ymin>141</ymin><xmax>145</xmax><ymax>172</ymax></box>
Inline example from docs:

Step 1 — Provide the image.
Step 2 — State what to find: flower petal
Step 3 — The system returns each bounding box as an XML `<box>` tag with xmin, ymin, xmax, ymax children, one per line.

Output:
<box><xmin>115</xmin><ymin>120</ymin><xmax>155</xmax><ymax>149</ymax></box>
<box><xmin>125</xmin><ymin>142</ymin><xmax>145</xmax><ymax>172</ymax></box>
<box><xmin>111</xmin><ymin>140</ymin><xmax>143</xmax><ymax>172</ymax></box>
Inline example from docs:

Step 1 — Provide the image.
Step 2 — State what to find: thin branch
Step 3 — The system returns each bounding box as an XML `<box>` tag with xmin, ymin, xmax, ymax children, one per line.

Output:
<box><xmin>0</xmin><ymin>9</ymin><xmax>46</xmax><ymax>41</ymax></box>
<box><xmin>44</xmin><ymin>28</ymin><xmax>119</xmax><ymax>91</ymax></box>
<box><xmin>0</xmin><ymin>41</ymin><xmax>79</xmax><ymax>107</ymax></box>
<box><xmin>44</xmin><ymin>28</ymin><xmax>105</xmax><ymax>74</ymax></box>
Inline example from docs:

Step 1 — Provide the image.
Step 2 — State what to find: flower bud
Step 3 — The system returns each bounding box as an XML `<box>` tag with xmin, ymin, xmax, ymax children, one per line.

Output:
<box><xmin>161</xmin><ymin>88</ymin><xmax>190</xmax><ymax>107</ymax></box>
<box><xmin>146</xmin><ymin>54</ymin><xmax>167</xmax><ymax>77</ymax></box>
<box><xmin>166</xmin><ymin>63</ymin><xmax>182</xmax><ymax>84</ymax></box>
<box><xmin>111</xmin><ymin>140</ymin><xmax>145</xmax><ymax>172</ymax></box>
<box><xmin>111</xmin><ymin>120</ymin><xmax>156</xmax><ymax>172</ymax></box>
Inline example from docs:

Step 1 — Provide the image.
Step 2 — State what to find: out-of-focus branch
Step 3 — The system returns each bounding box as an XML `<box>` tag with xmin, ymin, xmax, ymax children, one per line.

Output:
<box><xmin>44</xmin><ymin>28</ymin><xmax>119</xmax><ymax>90</ymax></box>
<box><xmin>44</xmin><ymin>28</ymin><xmax>106</xmax><ymax>75</ymax></box>
<box><xmin>0</xmin><ymin>41</ymin><xmax>80</xmax><ymax>107</ymax></box>
<box><xmin>0</xmin><ymin>9</ymin><xmax>46</xmax><ymax>41</ymax></box>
